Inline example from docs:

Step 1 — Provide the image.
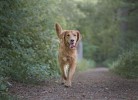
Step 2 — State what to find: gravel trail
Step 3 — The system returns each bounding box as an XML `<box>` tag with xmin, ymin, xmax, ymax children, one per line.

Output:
<box><xmin>9</xmin><ymin>68</ymin><xmax>138</xmax><ymax>100</ymax></box>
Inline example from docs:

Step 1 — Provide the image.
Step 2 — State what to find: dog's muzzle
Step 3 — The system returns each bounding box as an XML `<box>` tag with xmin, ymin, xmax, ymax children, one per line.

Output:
<box><xmin>69</xmin><ymin>40</ymin><xmax>76</xmax><ymax>49</ymax></box>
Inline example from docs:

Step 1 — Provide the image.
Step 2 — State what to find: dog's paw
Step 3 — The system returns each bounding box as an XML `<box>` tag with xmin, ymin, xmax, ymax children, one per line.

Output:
<box><xmin>61</xmin><ymin>79</ymin><xmax>66</xmax><ymax>85</ymax></box>
<box><xmin>64</xmin><ymin>81</ymin><xmax>71</xmax><ymax>87</ymax></box>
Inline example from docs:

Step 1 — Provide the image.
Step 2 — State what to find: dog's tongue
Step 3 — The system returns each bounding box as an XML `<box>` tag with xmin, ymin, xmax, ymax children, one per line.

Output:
<box><xmin>70</xmin><ymin>44</ymin><xmax>75</xmax><ymax>49</ymax></box>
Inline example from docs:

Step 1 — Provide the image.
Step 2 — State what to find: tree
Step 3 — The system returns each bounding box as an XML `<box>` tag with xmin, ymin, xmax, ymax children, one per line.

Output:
<box><xmin>77</xmin><ymin>0</ymin><xmax>120</xmax><ymax>64</ymax></box>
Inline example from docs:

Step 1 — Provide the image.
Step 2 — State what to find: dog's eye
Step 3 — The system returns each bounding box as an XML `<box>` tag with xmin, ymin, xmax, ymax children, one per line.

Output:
<box><xmin>73</xmin><ymin>34</ymin><xmax>76</xmax><ymax>36</ymax></box>
<box><xmin>67</xmin><ymin>34</ymin><xmax>70</xmax><ymax>36</ymax></box>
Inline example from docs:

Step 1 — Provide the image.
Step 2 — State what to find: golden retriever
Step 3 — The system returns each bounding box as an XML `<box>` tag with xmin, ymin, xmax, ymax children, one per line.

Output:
<box><xmin>55</xmin><ymin>23</ymin><xmax>82</xmax><ymax>87</ymax></box>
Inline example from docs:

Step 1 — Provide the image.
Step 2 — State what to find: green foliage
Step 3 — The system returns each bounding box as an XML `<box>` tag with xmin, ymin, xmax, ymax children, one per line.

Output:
<box><xmin>77</xmin><ymin>0</ymin><xmax>138</xmax><ymax>68</ymax></box>
<box><xmin>0</xmin><ymin>76</ymin><xmax>8</xmax><ymax>92</ymax></box>
<box><xmin>0</xmin><ymin>0</ymin><xmax>82</xmax><ymax>93</ymax></box>
<box><xmin>110</xmin><ymin>0</ymin><xmax>138</xmax><ymax>78</ymax></box>
<box><xmin>77</xmin><ymin>0</ymin><xmax>121</xmax><ymax>63</ymax></box>
<box><xmin>111</xmin><ymin>44</ymin><xmax>138</xmax><ymax>78</ymax></box>
<box><xmin>0</xmin><ymin>0</ymin><xmax>137</xmax><ymax>98</ymax></box>
<box><xmin>77</xmin><ymin>59</ymin><xmax>96</xmax><ymax>71</ymax></box>
<box><xmin>0</xmin><ymin>31</ymin><xmax>59</xmax><ymax>83</ymax></box>
<box><xmin>0</xmin><ymin>0</ymin><xmax>60</xmax><ymax>85</ymax></box>
<box><xmin>117</xmin><ymin>0</ymin><xmax>138</xmax><ymax>50</ymax></box>
<box><xmin>0</xmin><ymin>93</ymin><xmax>18</xmax><ymax>100</ymax></box>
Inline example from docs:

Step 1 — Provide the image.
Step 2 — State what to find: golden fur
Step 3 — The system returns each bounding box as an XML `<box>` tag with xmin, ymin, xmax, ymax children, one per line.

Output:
<box><xmin>55</xmin><ymin>23</ymin><xmax>82</xmax><ymax>87</ymax></box>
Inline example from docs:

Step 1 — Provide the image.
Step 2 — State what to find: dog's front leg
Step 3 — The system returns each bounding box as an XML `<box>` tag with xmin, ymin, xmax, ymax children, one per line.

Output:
<box><xmin>65</xmin><ymin>62</ymin><xmax>76</xmax><ymax>87</ymax></box>
<box><xmin>60</xmin><ymin>64</ymin><xmax>67</xmax><ymax>84</ymax></box>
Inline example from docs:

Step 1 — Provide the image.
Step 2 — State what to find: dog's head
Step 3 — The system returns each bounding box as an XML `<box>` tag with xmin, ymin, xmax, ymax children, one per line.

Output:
<box><xmin>55</xmin><ymin>23</ymin><xmax>82</xmax><ymax>49</ymax></box>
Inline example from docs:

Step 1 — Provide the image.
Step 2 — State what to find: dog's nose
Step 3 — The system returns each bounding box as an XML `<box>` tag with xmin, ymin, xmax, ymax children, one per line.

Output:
<box><xmin>71</xmin><ymin>40</ymin><xmax>74</xmax><ymax>42</ymax></box>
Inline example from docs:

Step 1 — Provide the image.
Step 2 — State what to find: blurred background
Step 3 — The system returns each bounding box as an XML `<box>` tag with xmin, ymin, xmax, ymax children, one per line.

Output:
<box><xmin>0</xmin><ymin>0</ymin><xmax>138</xmax><ymax>98</ymax></box>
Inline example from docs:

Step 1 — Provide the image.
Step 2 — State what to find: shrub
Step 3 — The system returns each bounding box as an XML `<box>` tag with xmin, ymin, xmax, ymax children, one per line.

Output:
<box><xmin>0</xmin><ymin>93</ymin><xmax>18</xmax><ymax>100</ymax></box>
<box><xmin>77</xmin><ymin>59</ymin><xmax>96</xmax><ymax>71</ymax></box>
<box><xmin>0</xmin><ymin>32</ymin><xmax>59</xmax><ymax>83</ymax></box>
<box><xmin>0</xmin><ymin>75</ymin><xmax>17</xmax><ymax>100</ymax></box>
<box><xmin>0</xmin><ymin>76</ymin><xmax>8</xmax><ymax>92</ymax></box>
<box><xmin>111</xmin><ymin>44</ymin><xmax>138</xmax><ymax>78</ymax></box>
<box><xmin>0</xmin><ymin>0</ymin><xmax>60</xmax><ymax>84</ymax></box>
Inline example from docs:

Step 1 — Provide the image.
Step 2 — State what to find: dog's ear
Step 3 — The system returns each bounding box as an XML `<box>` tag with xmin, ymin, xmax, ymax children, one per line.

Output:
<box><xmin>76</xmin><ymin>30</ymin><xmax>82</xmax><ymax>47</ymax></box>
<box><xmin>55</xmin><ymin>23</ymin><xmax>63</xmax><ymax>38</ymax></box>
<box><xmin>63</xmin><ymin>31</ymin><xmax>68</xmax><ymax>46</ymax></box>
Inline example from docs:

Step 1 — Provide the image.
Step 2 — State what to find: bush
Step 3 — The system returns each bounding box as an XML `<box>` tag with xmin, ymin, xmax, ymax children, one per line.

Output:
<box><xmin>77</xmin><ymin>59</ymin><xmax>96</xmax><ymax>71</ymax></box>
<box><xmin>0</xmin><ymin>75</ymin><xmax>17</xmax><ymax>100</ymax></box>
<box><xmin>102</xmin><ymin>59</ymin><xmax>114</xmax><ymax>68</ymax></box>
<box><xmin>111</xmin><ymin>44</ymin><xmax>138</xmax><ymax>78</ymax></box>
<box><xmin>0</xmin><ymin>93</ymin><xmax>18</xmax><ymax>100</ymax></box>
<box><xmin>0</xmin><ymin>0</ymin><xmax>61</xmax><ymax>84</ymax></box>
<box><xmin>0</xmin><ymin>76</ymin><xmax>8</xmax><ymax>92</ymax></box>
<box><xmin>0</xmin><ymin>31</ymin><xmax>59</xmax><ymax>83</ymax></box>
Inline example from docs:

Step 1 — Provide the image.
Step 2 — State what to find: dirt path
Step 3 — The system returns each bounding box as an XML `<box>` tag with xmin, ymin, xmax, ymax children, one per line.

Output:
<box><xmin>9</xmin><ymin>68</ymin><xmax>138</xmax><ymax>100</ymax></box>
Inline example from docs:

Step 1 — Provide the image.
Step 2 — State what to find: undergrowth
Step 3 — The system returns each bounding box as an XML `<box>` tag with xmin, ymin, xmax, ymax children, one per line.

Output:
<box><xmin>111</xmin><ymin>45</ymin><xmax>138</xmax><ymax>78</ymax></box>
<box><xmin>77</xmin><ymin>59</ymin><xmax>96</xmax><ymax>72</ymax></box>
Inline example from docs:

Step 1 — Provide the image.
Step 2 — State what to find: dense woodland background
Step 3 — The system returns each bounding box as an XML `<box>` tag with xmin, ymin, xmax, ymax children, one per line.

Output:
<box><xmin>0</xmin><ymin>0</ymin><xmax>138</xmax><ymax>98</ymax></box>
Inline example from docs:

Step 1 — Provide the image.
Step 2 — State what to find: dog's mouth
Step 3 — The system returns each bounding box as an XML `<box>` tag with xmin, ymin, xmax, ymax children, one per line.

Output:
<box><xmin>69</xmin><ymin>42</ymin><xmax>76</xmax><ymax>49</ymax></box>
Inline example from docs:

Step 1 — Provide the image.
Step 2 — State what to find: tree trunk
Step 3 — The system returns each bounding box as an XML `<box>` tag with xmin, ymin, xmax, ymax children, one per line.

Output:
<box><xmin>117</xmin><ymin>6</ymin><xmax>129</xmax><ymax>49</ymax></box>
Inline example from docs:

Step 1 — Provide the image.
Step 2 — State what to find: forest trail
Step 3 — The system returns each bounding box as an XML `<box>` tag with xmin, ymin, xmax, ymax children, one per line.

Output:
<box><xmin>9</xmin><ymin>68</ymin><xmax>138</xmax><ymax>100</ymax></box>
